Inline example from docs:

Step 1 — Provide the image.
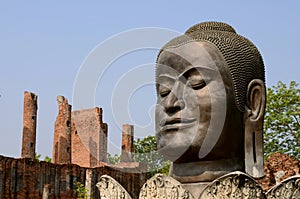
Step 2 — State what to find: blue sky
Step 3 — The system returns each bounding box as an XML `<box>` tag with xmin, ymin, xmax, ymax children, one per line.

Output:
<box><xmin>0</xmin><ymin>1</ymin><xmax>299</xmax><ymax>159</ymax></box>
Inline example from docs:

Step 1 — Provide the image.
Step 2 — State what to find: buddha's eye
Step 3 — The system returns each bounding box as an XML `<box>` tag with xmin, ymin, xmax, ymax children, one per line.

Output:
<box><xmin>183</xmin><ymin>68</ymin><xmax>207</xmax><ymax>90</ymax></box>
<box><xmin>187</xmin><ymin>77</ymin><xmax>206</xmax><ymax>90</ymax></box>
<box><xmin>159</xmin><ymin>85</ymin><xmax>171</xmax><ymax>97</ymax></box>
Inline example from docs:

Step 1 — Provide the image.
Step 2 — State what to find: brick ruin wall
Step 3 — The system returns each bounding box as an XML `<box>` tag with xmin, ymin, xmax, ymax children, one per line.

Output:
<box><xmin>257</xmin><ymin>152</ymin><xmax>300</xmax><ymax>191</ymax></box>
<box><xmin>52</xmin><ymin>96</ymin><xmax>109</xmax><ymax>168</ymax></box>
<box><xmin>52</xmin><ymin>96</ymin><xmax>72</xmax><ymax>164</ymax></box>
<box><xmin>15</xmin><ymin>92</ymin><xmax>147</xmax><ymax>198</ymax></box>
<box><xmin>71</xmin><ymin>107</ymin><xmax>108</xmax><ymax>167</ymax></box>
<box><xmin>21</xmin><ymin>91</ymin><xmax>38</xmax><ymax>159</ymax></box>
<box><xmin>0</xmin><ymin>155</ymin><xmax>146</xmax><ymax>199</ymax></box>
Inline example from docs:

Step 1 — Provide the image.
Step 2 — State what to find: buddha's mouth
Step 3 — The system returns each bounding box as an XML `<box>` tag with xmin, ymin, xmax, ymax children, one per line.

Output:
<box><xmin>159</xmin><ymin>118</ymin><xmax>196</xmax><ymax>131</ymax></box>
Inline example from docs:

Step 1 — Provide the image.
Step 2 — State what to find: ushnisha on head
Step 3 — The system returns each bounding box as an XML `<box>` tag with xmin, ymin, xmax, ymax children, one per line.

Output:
<box><xmin>155</xmin><ymin>21</ymin><xmax>266</xmax><ymax>182</ymax></box>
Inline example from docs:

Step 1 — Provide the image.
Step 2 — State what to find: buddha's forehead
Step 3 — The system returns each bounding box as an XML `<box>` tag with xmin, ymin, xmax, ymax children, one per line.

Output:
<box><xmin>157</xmin><ymin>41</ymin><xmax>225</xmax><ymax>76</ymax></box>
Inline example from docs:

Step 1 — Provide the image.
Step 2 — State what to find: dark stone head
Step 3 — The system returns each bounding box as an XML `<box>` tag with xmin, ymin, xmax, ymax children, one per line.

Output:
<box><xmin>155</xmin><ymin>22</ymin><xmax>266</xmax><ymax>181</ymax></box>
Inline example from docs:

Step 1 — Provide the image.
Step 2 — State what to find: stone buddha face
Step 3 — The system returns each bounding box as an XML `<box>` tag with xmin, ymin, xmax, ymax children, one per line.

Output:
<box><xmin>155</xmin><ymin>41</ymin><xmax>244</xmax><ymax>163</ymax></box>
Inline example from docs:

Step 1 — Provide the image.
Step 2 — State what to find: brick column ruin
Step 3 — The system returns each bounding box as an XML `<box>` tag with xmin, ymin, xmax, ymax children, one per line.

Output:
<box><xmin>52</xmin><ymin>96</ymin><xmax>71</xmax><ymax>164</ymax></box>
<box><xmin>71</xmin><ymin>107</ymin><xmax>108</xmax><ymax>167</ymax></box>
<box><xmin>121</xmin><ymin>124</ymin><xmax>134</xmax><ymax>162</ymax></box>
<box><xmin>100</xmin><ymin>123</ymin><xmax>108</xmax><ymax>163</ymax></box>
<box><xmin>21</xmin><ymin>91</ymin><xmax>38</xmax><ymax>159</ymax></box>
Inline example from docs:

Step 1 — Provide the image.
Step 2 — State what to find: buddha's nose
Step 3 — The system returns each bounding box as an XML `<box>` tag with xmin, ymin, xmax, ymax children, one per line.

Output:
<box><xmin>164</xmin><ymin>89</ymin><xmax>185</xmax><ymax>115</ymax></box>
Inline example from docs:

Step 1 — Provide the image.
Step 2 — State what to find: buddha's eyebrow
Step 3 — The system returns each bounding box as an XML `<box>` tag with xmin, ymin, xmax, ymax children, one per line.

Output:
<box><xmin>157</xmin><ymin>65</ymin><xmax>216</xmax><ymax>82</ymax></box>
<box><xmin>157</xmin><ymin>74</ymin><xmax>177</xmax><ymax>81</ymax></box>
<box><xmin>179</xmin><ymin>66</ymin><xmax>216</xmax><ymax>78</ymax></box>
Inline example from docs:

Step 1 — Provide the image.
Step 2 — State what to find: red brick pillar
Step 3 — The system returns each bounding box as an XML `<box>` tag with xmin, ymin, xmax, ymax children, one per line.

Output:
<box><xmin>121</xmin><ymin>124</ymin><xmax>134</xmax><ymax>162</ymax></box>
<box><xmin>21</xmin><ymin>91</ymin><xmax>38</xmax><ymax>159</ymax></box>
<box><xmin>52</xmin><ymin>96</ymin><xmax>71</xmax><ymax>164</ymax></box>
<box><xmin>100</xmin><ymin>123</ymin><xmax>108</xmax><ymax>163</ymax></box>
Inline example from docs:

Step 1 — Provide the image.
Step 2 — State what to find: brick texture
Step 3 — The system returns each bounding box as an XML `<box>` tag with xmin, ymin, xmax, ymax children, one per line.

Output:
<box><xmin>71</xmin><ymin>107</ymin><xmax>108</xmax><ymax>167</ymax></box>
<box><xmin>21</xmin><ymin>91</ymin><xmax>38</xmax><ymax>159</ymax></box>
<box><xmin>52</xmin><ymin>96</ymin><xmax>72</xmax><ymax>164</ymax></box>
<box><xmin>121</xmin><ymin>124</ymin><xmax>134</xmax><ymax>162</ymax></box>
<box><xmin>256</xmin><ymin>152</ymin><xmax>300</xmax><ymax>191</ymax></box>
<box><xmin>0</xmin><ymin>155</ymin><xmax>146</xmax><ymax>199</ymax></box>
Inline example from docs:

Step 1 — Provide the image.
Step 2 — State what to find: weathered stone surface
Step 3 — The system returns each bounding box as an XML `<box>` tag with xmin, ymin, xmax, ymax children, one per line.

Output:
<box><xmin>121</xmin><ymin>124</ymin><xmax>134</xmax><ymax>162</ymax></box>
<box><xmin>71</xmin><ymin>107</ymin><xmax>108</xmax><ymax>167</ymax></box>
<box><xmin>21</xmin><ymin>91</ymin><xmax>38</xmax><ymax>159</ymax></box>
<box><xmin>139</xmin><ymin>173</ymin><xmax>194</xmax><ymax>199</ymax></box>
<box><xmin>52</xmin><ymin>96</ymin><xmax>72</xmax><ymax>164</ymax></box>
<box><xmin>199</xmin><ymin>171</ymin><xmax>266</xmax><ymax>199</ymax></box>
<box><xmin>257</xmin><ymin>152</ymin><xmax>300</xmax><ymax>191</ymax></box>
<box><xmin>266</xmin><ymin>175</ymin><xmax>300</xmax><ymax>199</ymax></box>
<box><xmin>97</xmin><ymin>175</ymin><xmax>132</xmax><ymax>199</ymax></box>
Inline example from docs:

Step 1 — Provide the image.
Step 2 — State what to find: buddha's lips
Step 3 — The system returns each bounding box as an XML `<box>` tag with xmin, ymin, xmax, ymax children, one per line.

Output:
<box><xmin>159</xmin><ymin>118</ymin><xmax>196</xmax><ymax>131</ymax></box>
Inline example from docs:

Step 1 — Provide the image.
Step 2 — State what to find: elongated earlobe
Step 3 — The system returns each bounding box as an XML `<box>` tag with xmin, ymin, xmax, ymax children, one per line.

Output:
<box><xmin>244</xmin><ymin>79</ymin><xmax>266</xmax><ymax>178</ymax></box>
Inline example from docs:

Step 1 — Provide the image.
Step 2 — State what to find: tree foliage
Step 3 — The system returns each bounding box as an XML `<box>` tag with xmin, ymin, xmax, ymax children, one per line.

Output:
<box><xmin>107</xmin><ymin>136</ymin><xmax>170</xmax><ymax>178</ymax></box>
<box><xmin>75</xmin><ymin>182</ymin><xmax>88</xmax><ymax>199</ymax></box>
<box><xmin>34</xmin><ymin>153</ymin><xmax>41</xmax><ymax>162</ymax></box>
<box><xmin>44</xmin><ymin>156</ymin><xmax>52</xmax><ymax>163</ymax></box>
<box><xmin>133</xmin><ymin>136</ymin><xmax>170</xmax><ymax>178</ymax></box>
<box><xmin>264</xmin><ymin>81</ymin><xmax>300</xmax><ymax>159</ymax></box>
<box><xmin>34</xmin><ymin>153</ymin><xmax>52</xmax><ymax>163</ymax></box>
<box><xmin>107</xmin><ymin>153</ymin><xmax>121</xmax><ymax>164</ymax></box>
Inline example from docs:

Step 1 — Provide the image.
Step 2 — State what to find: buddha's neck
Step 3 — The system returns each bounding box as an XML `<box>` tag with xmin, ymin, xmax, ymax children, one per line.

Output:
<box><xmin>169</xmin><ymin>158</ymin><xmax>243</xmax><ymax>183</ymax></box>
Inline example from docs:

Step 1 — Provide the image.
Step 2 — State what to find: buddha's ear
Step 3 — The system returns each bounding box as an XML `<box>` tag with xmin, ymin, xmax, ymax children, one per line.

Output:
<box><xmin>246</xmin><ymin>79</ymin><xmax>266</xmax><ymax>122</ymax></box>
<box><xmin>244</xmin><ymin>79</ymin><xmax>266</xmax><ymax>178</ymax></box>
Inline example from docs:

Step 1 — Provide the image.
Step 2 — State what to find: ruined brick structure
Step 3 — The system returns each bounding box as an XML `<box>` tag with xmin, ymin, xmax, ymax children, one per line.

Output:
<box><xmin>15</xmin><ymin>93</ymin><xmax>146</xmax><ymax>198</ymax></box>
<box><xmin>257</xmin><ymin>152</ymin><xmax>300</xmax><ymax>191</ymax></box>
<box><xmin>0</xmin><ymin>155</ymin><xmax>146</xmax><ymax>199</ymax></box>
<box><xmin>51</xmin><ymin>96</ymin><xmax>110</xmax><ymax>167</ymax></box>
<box><xmin>121</xmin><ymin>124</ymin><xmax>134</xmax><ymax>162</ymax></box>
<box><xmin>52</xmin><ymin>96</ymin><xmax>72</xmax><ymax>164</ymax></box>
<box><xmin>71</xmin><ymin>107</ymin><xmax>108</xmax><ymax>167</ymax></box>
<box><xmin>21</xmin><ymin>91</ymin><xmax>38</xmax><ymax>159</ymax></box>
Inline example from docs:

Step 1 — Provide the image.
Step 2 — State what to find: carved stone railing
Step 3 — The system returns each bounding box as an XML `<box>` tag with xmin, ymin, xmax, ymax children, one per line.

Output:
<box><xmin>199</xmin><ymin>171</ymin><xmax>265</xmax><ymax>198</ymax></box>
<box><xmin>266</xmin><ymin>175</ymin><xmax>300</xmax><ymax>199</ymax></box>
<box><xmin>96</xmin><ymin>175</ymin><xmax>132</xmax><ymax>199</ymax></box>
<box><xmin>97</xmin><ymin>172</ymin><xmax>300</xmax><ymax>199</ymax></box>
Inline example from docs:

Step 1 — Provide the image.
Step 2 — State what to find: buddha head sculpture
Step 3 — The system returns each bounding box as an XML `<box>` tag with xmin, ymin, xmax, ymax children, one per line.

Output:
<box><xmin>155</xmin><ymin>22</ymin><xmax>266</xmax><ymax>183</ymax></box>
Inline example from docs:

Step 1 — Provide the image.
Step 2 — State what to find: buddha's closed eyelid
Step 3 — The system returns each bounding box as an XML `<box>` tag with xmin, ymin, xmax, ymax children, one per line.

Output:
<box><xmin>178</xmin><ymin>68</ymin><xmax>206</xmax><ymax>89</ymax></box>
<box><xmin>158</xmin><ymin>84</ymin><xmax>171</xmax><ymax>97</ymax></box>
<box><xmin>187</xmin><ymin>78</ymin><xmax>206</xmax><ymax>90</ymax></box>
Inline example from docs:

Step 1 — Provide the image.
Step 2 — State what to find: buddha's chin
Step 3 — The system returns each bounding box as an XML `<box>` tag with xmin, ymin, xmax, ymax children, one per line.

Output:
<box><xmin>157</xmin><ymin>135</ymin><xmax>194</xmax><ymax>162</ymax></box>
<box><xmin>158</xmin><ymin>146</ymin><xmax>188</xmax><ymax>162</ymax></box>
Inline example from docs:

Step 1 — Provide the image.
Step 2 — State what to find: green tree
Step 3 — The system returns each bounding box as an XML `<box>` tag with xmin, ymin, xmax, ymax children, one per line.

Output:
<box><xmin>133</xmin><ymin>136</ymin><xmax>170</xmax><ymax>178</ymax></box>
<box><xmin>75</xmin><ymin>182</ymin><xmax>88</xmax><ymax>199</ymax></box>
<box><xmin>107</xmin><ymin>153</ymin><xmax>121</xmax><ymax>164</ymax></box>
<box><xmin>264</xmin><ymin>81</ymin><xmax>300</xmax><ymax>159</ymax></box>
<box><xmin>107</xmin><ymin>136</ymin><xmax>170</xmax><ymax>178</ymax></box>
